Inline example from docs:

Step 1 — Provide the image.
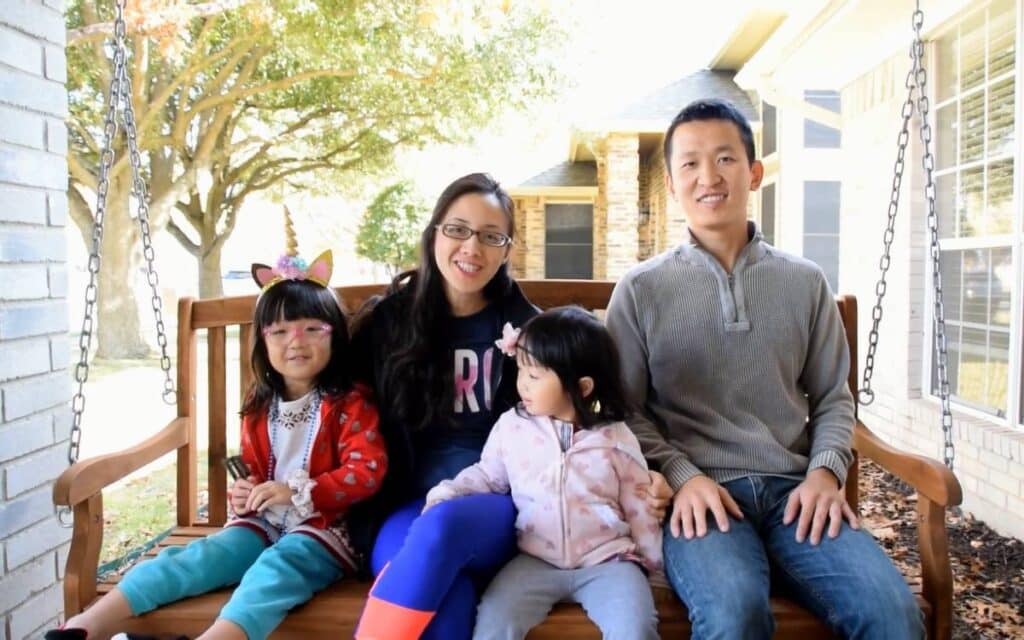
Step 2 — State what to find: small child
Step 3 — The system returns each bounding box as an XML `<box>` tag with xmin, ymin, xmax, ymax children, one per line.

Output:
<box><xmin>48</xmin><ymin>250</ymin><xmax>387</xmax><ymax>640</ymax></box>
<box><xmin>425</xmin><ymin>306</ymin><xmax>662</xmax><ymax>640</ymax></box>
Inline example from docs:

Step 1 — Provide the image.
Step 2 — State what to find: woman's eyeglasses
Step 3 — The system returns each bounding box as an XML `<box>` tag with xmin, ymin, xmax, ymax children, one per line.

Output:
<box><xmin>436</xmin><ymin>223</ymin><xmax>512</xmax><ymax>248</ymax></box>
<box><xmin>262</xmin><ymin>322</ymin><xmax>333</xmax><ymax>346</ymax></box>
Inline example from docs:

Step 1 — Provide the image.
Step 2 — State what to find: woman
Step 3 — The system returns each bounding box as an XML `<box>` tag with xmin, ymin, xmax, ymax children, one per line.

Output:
<box><xmin>349</xmin><ymin>173</ymin><xmax>669</xmax><ymax>639</ymax></box>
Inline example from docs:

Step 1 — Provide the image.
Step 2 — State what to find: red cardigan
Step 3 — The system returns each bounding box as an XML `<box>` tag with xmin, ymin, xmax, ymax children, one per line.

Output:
<box><xmin>237</xmin><ymin>384</ymin><xmax>386</xmax><ymax>529</ymax></box>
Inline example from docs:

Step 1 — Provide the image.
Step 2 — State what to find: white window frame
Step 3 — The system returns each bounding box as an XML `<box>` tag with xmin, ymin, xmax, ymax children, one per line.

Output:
<box><xmin>923</xmin><ymin>0</ymin><xmax>1024</xmax><ymax>427</ymax></box>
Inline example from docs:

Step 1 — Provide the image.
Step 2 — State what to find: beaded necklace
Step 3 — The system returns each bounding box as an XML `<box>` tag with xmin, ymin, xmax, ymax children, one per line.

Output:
<box><xmin>268</xmin><ymin>389</ymin><xmax>321</xmax><ymax>480</ymax></box>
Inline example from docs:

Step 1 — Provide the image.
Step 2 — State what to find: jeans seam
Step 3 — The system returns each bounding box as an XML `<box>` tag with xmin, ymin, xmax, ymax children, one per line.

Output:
<box><xmin>664</xmin><ymin>539</ymin><xmax>709</xmax><ymax>640</ymax></box>
<box><xmin>770</xmin><ymin>550</ymin><xmax>842</xmax><ymax>630</ymax></box>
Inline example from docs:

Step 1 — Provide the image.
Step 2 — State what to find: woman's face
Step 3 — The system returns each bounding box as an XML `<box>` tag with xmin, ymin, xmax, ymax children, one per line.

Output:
<box><xmin>432</xmin><ymin>192</ymin><xmax>512</xmax><ymax>315</ymax></box>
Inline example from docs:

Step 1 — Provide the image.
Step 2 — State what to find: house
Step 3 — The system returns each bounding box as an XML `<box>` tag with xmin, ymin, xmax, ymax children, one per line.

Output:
<box><xmin>511</xmin><ymin>0</ymin><xmax>1024</xmax><ymax>540</ymax></box>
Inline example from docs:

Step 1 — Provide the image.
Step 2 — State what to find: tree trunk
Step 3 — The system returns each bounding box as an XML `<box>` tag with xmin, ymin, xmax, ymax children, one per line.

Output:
<box><xmin>199</xmin><ymin>240</ymin><xmax>225</xmax><ymax>298</ymax></box>
<box><xmin>95</xmin><ymin>179</ymin><xmax>151</xmax><ymax>359</ymax></box>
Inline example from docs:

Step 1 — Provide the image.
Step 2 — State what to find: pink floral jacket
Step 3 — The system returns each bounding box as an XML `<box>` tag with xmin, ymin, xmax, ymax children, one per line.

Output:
<box><xmin>426</xmin><ymin>407</ymin><xmax>663</xmax><ymax>573</ymax></box>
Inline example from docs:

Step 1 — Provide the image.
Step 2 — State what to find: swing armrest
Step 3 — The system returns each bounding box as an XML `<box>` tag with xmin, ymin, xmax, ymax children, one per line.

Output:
<box><xmin>853</xmin><ymin>420</ymin><xmax>962</xmax><ymax>507</ymax></box>
<box><xmin>53</xmin><ymin>417</ymin><xmax>191</xmax><ymax>508</ymax></box>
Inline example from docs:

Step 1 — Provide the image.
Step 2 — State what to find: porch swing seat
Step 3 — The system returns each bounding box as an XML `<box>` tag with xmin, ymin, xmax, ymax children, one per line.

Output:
<box><xmin>53</xmin><ymin>280</ymin><xmax>961</xmax><ymax>639</ymax></box>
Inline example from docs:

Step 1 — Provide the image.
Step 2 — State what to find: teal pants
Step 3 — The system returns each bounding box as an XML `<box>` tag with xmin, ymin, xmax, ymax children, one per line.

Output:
<box><xmin>118</xmin><ymin>526</ymin><xmax>344</xmax><ymax>640</ymax></box>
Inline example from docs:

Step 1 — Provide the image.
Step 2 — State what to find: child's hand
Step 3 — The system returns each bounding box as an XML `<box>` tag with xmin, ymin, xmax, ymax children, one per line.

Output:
<box><xmin>635</xmin><ymin>470</ymin><xmax>673</xmax><ymax>520</ymax></box>
<box><xmin>245</xmin><ymin>480</ymin><xmax>295</xmax><ymax>513</ymax></box>
<box><xmin>230</xmin><ymin>475</ymin><xmax>256</xmax><ymax>515</ymax></box>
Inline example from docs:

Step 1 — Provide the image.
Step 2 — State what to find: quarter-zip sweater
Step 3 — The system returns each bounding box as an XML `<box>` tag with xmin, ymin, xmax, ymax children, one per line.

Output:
<box><xmin>425</xmin><ymin>408</ymin><xmax>662</xmax><ymax>572</ymax></box>
<box><xmin>605</xmin><ymin>223</ymin><xmax>855</xmax><ymax>490</ymax></box>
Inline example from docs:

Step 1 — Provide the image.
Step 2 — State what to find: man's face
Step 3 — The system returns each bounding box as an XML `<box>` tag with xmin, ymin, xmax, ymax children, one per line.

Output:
<box><xmin>665</xmin><ymin>119</ymin><xmax>764</xmax><ymax>235</ymax></box>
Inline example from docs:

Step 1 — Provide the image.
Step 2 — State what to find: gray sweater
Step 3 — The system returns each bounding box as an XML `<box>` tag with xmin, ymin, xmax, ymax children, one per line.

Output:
<box><xmin>606</xmin><ymin>225</ymin><xmax>855</xmax><ymax>490</ymax></box>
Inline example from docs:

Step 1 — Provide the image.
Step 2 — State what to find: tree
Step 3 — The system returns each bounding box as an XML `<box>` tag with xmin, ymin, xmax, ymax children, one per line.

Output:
<box><xmin>356</xmin><ymin>182</ymin><xmax>427</xmax><ymax>277</ymax></box>
<box><xmin>66</xmin><ymin>0</ymin><xmax>561</xmax><ymax>357</ymax></box>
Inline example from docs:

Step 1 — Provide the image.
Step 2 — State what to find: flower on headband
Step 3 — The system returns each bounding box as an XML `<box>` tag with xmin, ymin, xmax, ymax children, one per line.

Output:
<box><xmin>252</xmin><ymin>250</ymin><xmax>333</xmax><ymax>293</ymax></box>
<box><xmin>494</xmin><ymin>322</ymin><xmax>521</xmax><ymax>357</ymax></box>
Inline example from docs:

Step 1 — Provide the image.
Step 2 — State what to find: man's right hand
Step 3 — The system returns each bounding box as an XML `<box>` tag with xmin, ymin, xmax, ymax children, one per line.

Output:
<box><xmin>669</xmin><ymin>475</ymin><xmax>744</xmax><ymax>539</ymax></box>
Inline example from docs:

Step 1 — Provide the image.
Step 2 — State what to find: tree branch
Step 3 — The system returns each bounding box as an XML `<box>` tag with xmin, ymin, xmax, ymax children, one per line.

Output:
<box><xmin>167</xmin><ymin>218</ymin><xmax>202</xmax><ymax>257</ymax></box>
<box><xmin>67</xmin><ymin>0</ymin><xmax>258</xmax><ymax>45</ymax></box>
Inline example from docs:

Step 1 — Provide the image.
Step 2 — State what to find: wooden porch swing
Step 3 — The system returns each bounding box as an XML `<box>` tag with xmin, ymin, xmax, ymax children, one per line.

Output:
<box><xmin>55</xmin><ymin>1</ymin><xmax>962</xmax><ymax>638</ymax></box>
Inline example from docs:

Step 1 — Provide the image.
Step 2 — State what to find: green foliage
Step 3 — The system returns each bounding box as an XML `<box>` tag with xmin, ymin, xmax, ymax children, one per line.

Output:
<box><xmin>355</xmin><ymin>181</ymin><xmax>427</xmax><ymax>276</ymax></box>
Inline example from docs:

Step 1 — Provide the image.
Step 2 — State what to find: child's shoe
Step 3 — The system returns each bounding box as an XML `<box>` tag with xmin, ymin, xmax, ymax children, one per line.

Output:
<box><xmin>44</xmin><ymin>630</ymin><xmax>87</xmax><ymax>639</ymax></box>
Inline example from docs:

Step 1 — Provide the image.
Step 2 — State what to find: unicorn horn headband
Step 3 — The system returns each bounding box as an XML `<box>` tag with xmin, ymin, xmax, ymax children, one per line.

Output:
<box><xmin>250</xmin><ymin>205</ymin><xmax>333</xmax><ymax>293</ymax></box>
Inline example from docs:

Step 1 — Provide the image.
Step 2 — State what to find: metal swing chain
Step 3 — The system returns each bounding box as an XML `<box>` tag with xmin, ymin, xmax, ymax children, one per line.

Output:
<box><xmin>62</xmin><ymin>0</ymin><xmax>177</xmax><ymax>525</ymax></box>
<box><xmin>859</xmin><ymin>2</ymin><xmax>955</xmax><ymax>469</ymax></box>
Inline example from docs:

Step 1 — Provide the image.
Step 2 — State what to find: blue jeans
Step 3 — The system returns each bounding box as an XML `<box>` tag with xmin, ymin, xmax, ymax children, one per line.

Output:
<box><xmin>662</xmin><ymin>475</ymin><xmax>924</xmax><ymax>640</ymax></box>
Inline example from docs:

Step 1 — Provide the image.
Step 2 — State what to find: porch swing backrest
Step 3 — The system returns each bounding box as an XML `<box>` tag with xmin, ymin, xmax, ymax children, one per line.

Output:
<box><xmin>53</xmin><ymin>280</ymin><xmax>962</xmax><ymax>639</ymax></box>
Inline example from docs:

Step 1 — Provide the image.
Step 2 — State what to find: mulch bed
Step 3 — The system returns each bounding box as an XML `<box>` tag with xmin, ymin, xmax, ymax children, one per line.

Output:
<box><xmin>858</xmin><ymin>460</ymin><xmax>1024</xmax><ymax>639</ymax></box>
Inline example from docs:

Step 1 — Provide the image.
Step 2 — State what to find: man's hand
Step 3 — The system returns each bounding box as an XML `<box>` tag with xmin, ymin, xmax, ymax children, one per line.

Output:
<box><xmin>245</xmin><ymin>480</ymin><xmax>295</xmax><ymax>513</ymax></box>
<box><xmin>230</xmin><ymin>476</ymin><xmax>256</xmax><ymax>515</ymax></box>
<box><xmin>669</xmin><ymin>475</ymin><xmax>743</xmax><ymax>539</ymax></box>
<box><xmin>783</xmin><ymin>467</ymin><xmax>859</xmax><ymax>545</ymax></box>
<box><xmin>635</xmin><ymin>470</ymin><xmax>673</xmax><ymax>521</ymax></box>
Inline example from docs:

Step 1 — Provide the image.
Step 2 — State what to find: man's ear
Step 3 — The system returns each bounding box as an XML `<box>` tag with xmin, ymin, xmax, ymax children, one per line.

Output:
<box><xmin>750</xmin><ymin>160</ymin><xmax>765</xmax><ymax>191</ymax></box>
<box><xmin>578</xmin><ymin>376</ymin><xmax>595</xmax><ymax>399</ymax></box>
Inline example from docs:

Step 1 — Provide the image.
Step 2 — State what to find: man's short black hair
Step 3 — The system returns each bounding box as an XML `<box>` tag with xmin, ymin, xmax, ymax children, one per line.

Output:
<box><xmin>663</xmin><ymin>98</ymin><xmax>757</xmax><ymax>173</ymax></box>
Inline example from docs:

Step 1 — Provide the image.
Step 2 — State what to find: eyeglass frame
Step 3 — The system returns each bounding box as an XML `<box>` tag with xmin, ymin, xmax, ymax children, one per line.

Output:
<box><xmin>434</xmin><ymin>222</ymin><xmax>513</xmax><ymax>248</ymax></box>
<box><xmin>261</xmin><ymin>322</ymin><xmax>334</xmax><ymax>345</ymax></box>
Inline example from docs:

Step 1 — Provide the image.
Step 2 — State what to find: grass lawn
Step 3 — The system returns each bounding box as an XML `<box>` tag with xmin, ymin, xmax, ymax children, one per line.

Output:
<box><xmin>100</xmin><ymin>452</ymin><xmax>212</xmax><ymax>575</ymax></box>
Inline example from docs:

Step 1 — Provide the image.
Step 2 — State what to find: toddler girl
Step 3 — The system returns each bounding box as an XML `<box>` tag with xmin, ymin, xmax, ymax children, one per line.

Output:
<box><xmin>425</xmin><ymin>306</ymin><xmax>661</xmax><ymax>640</ymax></box>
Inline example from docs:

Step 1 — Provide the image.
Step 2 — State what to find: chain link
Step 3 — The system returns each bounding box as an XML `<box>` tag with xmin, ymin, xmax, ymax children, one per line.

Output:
<box><xmin>858</xmin><ymin>1</ymin><xmax>955</xmax><ymax>469</ymax></box>
<box><xmin>61</xmin><ymin>0</ymin><xmax>177</xmax><ymax>526</ymax></box>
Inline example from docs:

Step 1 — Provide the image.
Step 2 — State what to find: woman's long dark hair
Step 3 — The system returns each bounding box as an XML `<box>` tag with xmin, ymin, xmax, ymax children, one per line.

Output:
<box><xmin>241</xmin><ymin>279</ymin><xmax>351</xmax><ymax>416</ymax></box>
<box><xmin>370</xmin><ymin>172</ymin><xmax>516</xmax><ymax>432</ymax></box>
<box><xmin>516</xmin><ymin>306</ymin><xmax>631</xmax><ymax>429</ymax></box>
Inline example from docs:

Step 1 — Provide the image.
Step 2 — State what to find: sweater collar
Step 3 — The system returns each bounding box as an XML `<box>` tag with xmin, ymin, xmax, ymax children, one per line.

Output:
<box><xmin>679</xmin><ymin>221</ymin><xmax>768</xmax><ymax>271</ymax></box>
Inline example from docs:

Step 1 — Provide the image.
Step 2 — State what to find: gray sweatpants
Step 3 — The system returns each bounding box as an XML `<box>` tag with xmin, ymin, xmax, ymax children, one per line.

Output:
<box><xmin>472</xmin><ymin>553</ymin><xmax>659</xmax><ymax>640</ymax></box>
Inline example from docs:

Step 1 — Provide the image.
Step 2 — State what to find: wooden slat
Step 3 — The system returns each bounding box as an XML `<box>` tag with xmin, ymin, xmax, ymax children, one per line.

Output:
<box><xmin>177</xmin><ymin>297</ymin><xmax>198</xmax><ymax>527</ymax></box>
<box><xmin>239</xmin><ymin>324</ymin><xmax>253</xmax><ymax>405</ymax></box>
<box><xmin>207</xmin><ymin>326</ymin><xmax>228</xmax><ymax>527</ymax></box>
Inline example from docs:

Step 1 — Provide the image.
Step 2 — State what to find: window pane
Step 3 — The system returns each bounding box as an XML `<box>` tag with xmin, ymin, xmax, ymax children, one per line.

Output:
<box><xmin>959</xmin><ymin>166</ymin><xmax>984</xmax><ymax>237</ymax></box>
<box><xmin>803</xmin><ymin>236</ymin><xmax>839</xmax><ymax>292</ymax></box>
<box><xmin>989</xmin><ymin>78</ymin><xmax>1015</xmax><ymax>158</ymax></box>
<box><xmin>987</xmin><ymin>331</ymin><xmax>1009</xmax><ymax>412</ymax></box>
<box><xmin>545</xmin><ymin>245</ymin><xmax>593</xmax><ymax>279</ymax></box>
<box><xmin>763</xmin><ymin>102</ymin><xmax>777</xmax><ymax>156</ymax></box>
<box><xmin>961</xmin><ymin>249</ymin><xmax>989</xmax><ymax>324</ymax></box>
<box><xmin>761</xmin><ymin>184</ymin><xmax>776</xmax><ymax>245</ymax></box>
<box><xmin>936</xmin><ymin>28</ymin><xmax>959</xmax><ymax>102</ymax></box>
<box><xmin>804</xmin><ymin>181</ymin><xmax>840</xmax><ymax>233</ymax></box>
<box><xmin>936</xmin><ymin>104</ymin><xmax>957</xmax><ymax>170</ymax></box>
<box><xmin>958</xmin><ymin>327</ymin><xmax>989</xmax><ymax>407</ymax></box>
<box><xmin>989</xmin><ymin>0</ymin><xmax>1016</xmax><ymax>79</ymax></box>
<box><xmin>804</xmin><ymin>90</ymin><xmax>841</xmax><ymax>148</ymax></box>
<box><xmin>960</xmin><ymin>90</ymin><xmax>985</xmax><ymax>163</ymax></box>
<box><xmin>939</xmin><ymin>249</ymin><xmax>962</xmax><ymax>321</ymax></box>
<box><xmin>936</xmin><ymin>173</ymin><xmax>957</xmax><ymax>238</ymax></box>
<box><xmin>990</xmin><ymin>247</ymin><xmax>1012</xmax><ymax>327</ymax></box>
<box><xmin>987</xmin><ymin>158</ymin><xmax>1014</xmax><ymax>234</ymax></box>
<box><xmin>545</xmin><ymin>204</ymin><xmax>593</xmax><ymax>243</ymax></box>
<box><xmin>960</xmin><ymin>11</ymin><xmax>986</xmax><ymax>93</ymax></box>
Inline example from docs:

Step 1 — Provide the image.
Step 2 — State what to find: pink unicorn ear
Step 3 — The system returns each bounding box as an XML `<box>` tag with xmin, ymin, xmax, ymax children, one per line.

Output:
<box><xmin>305</xmin><ymin>250</ymin><xmax>333</xmax><ymax>287</ymax></box>
<box><xmin>251</xmin><ymin>263</ymin><xmax>276</xmax><ymax>289</ymax></box>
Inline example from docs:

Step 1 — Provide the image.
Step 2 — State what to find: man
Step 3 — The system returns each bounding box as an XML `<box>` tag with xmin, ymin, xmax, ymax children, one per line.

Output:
<box><xmin>605</xmin><ymin>99</ymin><xmax>922</xmax><ymax>639</ymax></box>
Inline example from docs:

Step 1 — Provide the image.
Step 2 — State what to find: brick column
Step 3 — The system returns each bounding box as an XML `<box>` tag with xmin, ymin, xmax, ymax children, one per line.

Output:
<box><xmin>0</xmin><ymin>2</ymin><xmax>72</xmax><ymax>638</ymax></box>
<box><xmin>604</xmin><ymin>134</ymin><xmax>639</xmax><ymax>279</ymax></box>
<box><xmin>592</xmin><ymin>143</ymin><xmax>608</xmax><ymax>279</ymax></box>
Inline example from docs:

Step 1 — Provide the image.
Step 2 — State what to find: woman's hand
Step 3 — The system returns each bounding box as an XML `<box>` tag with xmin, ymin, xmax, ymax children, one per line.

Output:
<box><xmin>230</xmin><ymin>476</ymin><xmax>256</xmax><ymax>515</ymax></box>
<box><xmin>635</xmin><ymin>470</ymin><xmax>674</xmax><ymax>521</ymax></box>
<box><xmin>245</xmin><ymin>480</ymin><xmax>295</xmax><ymax>513</ymax></box>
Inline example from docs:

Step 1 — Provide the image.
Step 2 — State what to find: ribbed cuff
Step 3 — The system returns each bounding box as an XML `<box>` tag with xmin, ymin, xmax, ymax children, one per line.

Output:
<box><xmin>662</xmin><ymin>455</ymin><xmax>703</xmax><ymax>492</ymax></box>
<box><xmin>809</xmin><ymin>449</ymin><xmax>849</xmax><ymax>487</ymax></box>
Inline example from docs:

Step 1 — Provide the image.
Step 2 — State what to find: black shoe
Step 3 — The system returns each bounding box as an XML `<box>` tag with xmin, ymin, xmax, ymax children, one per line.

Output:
<box><xmin>44</xmin><ymin>630</ymin><xmax>87</xmax><ymax>640</ymax></box>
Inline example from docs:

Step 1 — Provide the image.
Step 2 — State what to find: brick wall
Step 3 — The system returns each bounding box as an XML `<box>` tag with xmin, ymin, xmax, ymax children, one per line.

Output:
<box><xmin>841</xmin><ymin>54</ymin><xmax>1024</xmax><ymax>539</ymax></box>
<box><xmin>604</xmin><ymin>134</ymin><xmax>639</xmax><ymax>279</ymax></box>
<box><xmin>0</xmin><ymin>2</ymin><xmax>72</xmax><ymax>638</ymax></box>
